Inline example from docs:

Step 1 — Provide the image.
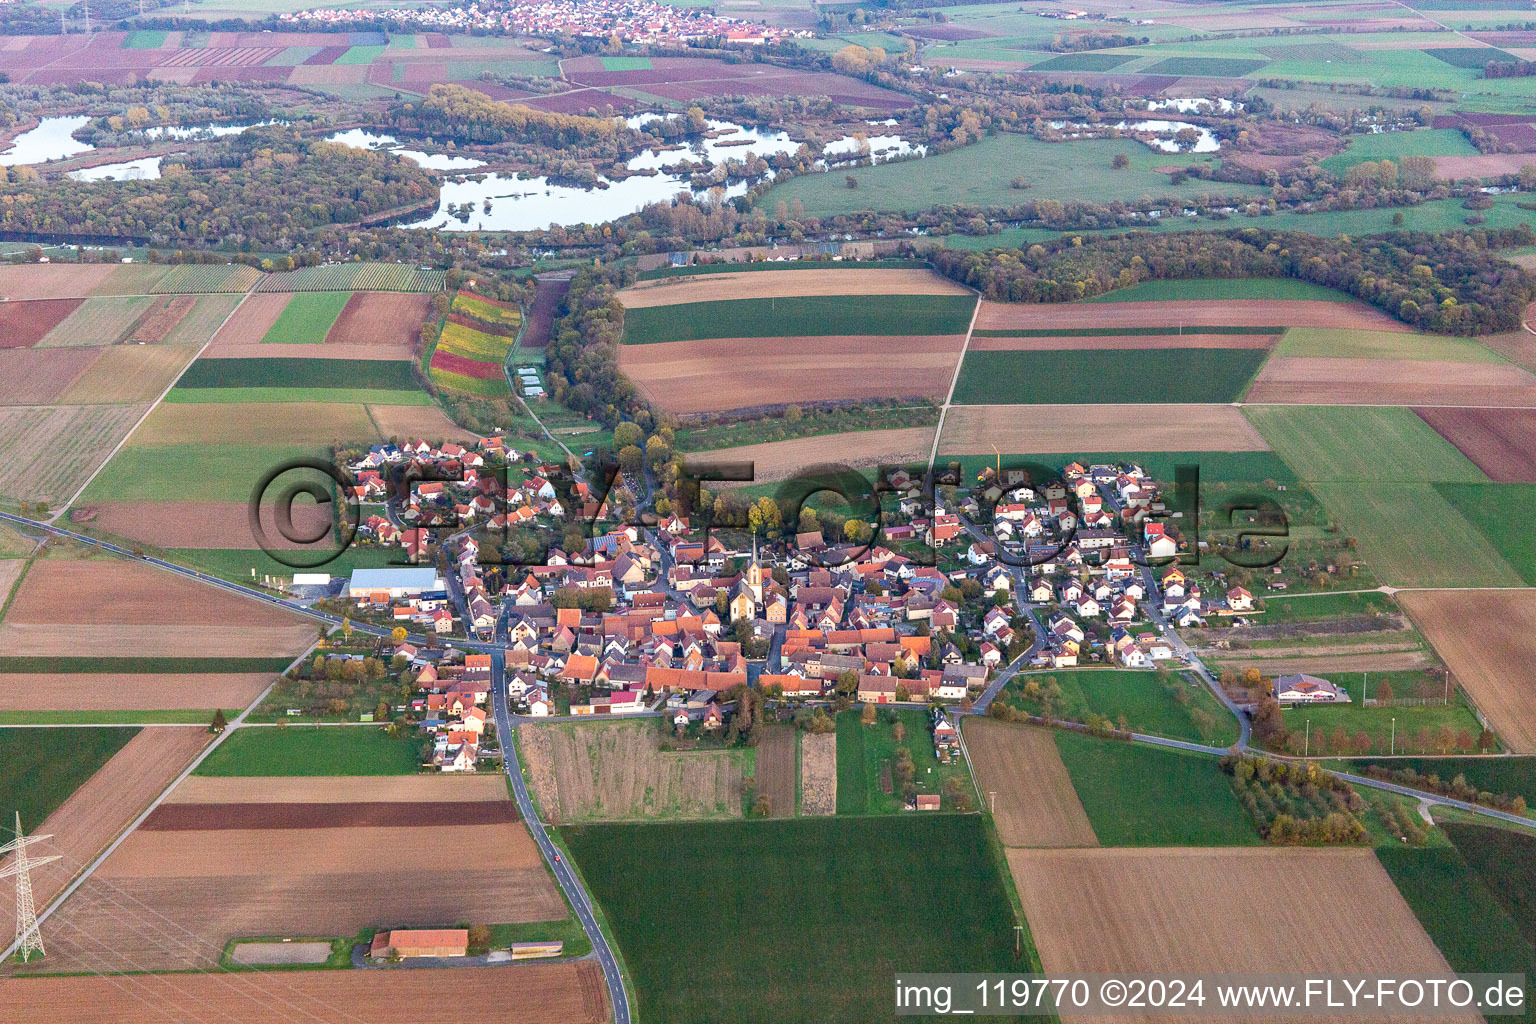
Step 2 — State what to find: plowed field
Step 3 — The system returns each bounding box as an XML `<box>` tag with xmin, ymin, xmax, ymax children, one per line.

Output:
<box><xmin>940</xmin><ymin>404</ymin><xmax>1268</xmax><ymax>454</ymax></box>
<box><xmin>964</xmin><ymin>719</ymin><xmax>1097</xmax><ymax>848</ymax></box>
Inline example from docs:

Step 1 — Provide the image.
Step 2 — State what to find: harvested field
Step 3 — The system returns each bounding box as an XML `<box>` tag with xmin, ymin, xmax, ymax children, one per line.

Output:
<box><xmin>4</xmin><ymin>962</ymin><xmax>610</xmax><ymax>1024</ymax></box>
<box><xmin>0</xmin><ymin>348</ymin><xmax>100</xmax><ymax>404</ymax></box>
<box><xmin>3</xmin><ymin>728</ymin><xmax>209</xmax><ymax>943</ymax></box>
<box><xmin>755</xmin><ymin>725</ymin><xmax>796</xmax><ymax>818</ymax></box>
<box><xmin>323</xmin><ymin>290</ymin><xmax>432</xmax><ymax>348</ymax></box>
<box><xmin>0</xmin><ymin>264</ymin><xmax>115</xmax><ymax>300</ymax></box>
<box><xmin>616</xmin><ymin>268</ymin><xmax>967</xmax><ymax>308</ymax></box>
<box><xmin>0</xmin><ymin>623</ymin><xmax>316</xmax><ymax>658</ymax></box>
<box><xmin>940</xmin><ymin>404</ymin><xmax>1268</xmax><ymax>454</ymax></box>
<box><xmin>0</xmin><ymin>404</ymin><xmax>144</xmax><ymax>505</ymax></box>
<box><xmin>0</xmin><ymin>298</ymin><xmax>83</xmax><ymax>348</ymax></box>
<box><xmin>205</xmin><ymin>291</ymin><xmax>290</xmax><ymax>349</ymax></box>
<box><xmin>129</xmin><ymin>400</ymin><xmax>378</xmax><ymax>445</ymax></box>
<box><xmin>140</xmin><ymin>799</ymin><xmax>519</xmax><ymax>830</ymax></box>
<box><xmin>0</xmin><ymin>672</ymin><xmax>273</xmax><ymax>712</ymax></box>
<box><xmin>963</xmin><ymin>719</ymin><xmax>1097</xmax><ymax>848</ymax></box>
<box><xmin>971</xmin><ymin>333</ymin><xmax>1275</xmax><ymax>351</ymax></box>
<box><xmin>59</xmin><ymin>343</ymin><xmax>199</xmax><ymax>404</ymax></box>
<box><xmin>1009</xmin><ymin>847</ymin><xmax>1464</xmax><ymax>1023</ymax></box>
<box><xmin>620</xmin><ymin>335</ymin><xmax>963</xmax><ymax>415</ymax></box>
<box><xmin>973</xmin><ymin>299</ymin><xmax>1407</xmax><ymax>333</ymax></box>
<box><xmin>76</xmin><ymin>499</ymin><xmax>329</xmax><ymax>550</ymax></box>
<box><xmin>126</xmin><ymin>294</ymin><xmax>195</xmax><ymax>343</ymax></box>
<box><xmin>1210</xmin><ymin>651</ymin><xmax>1431</xmax><ymax>675</ymax></box>
<box><xmin>208</xmin><ymin>340</ymin><xmax>414</xmax><ymax>360</ymax></box>
<box><xmin>1414</xmin><ymin>406</ymin><xmax>1536</xmax><ymax>482</ymax></box>
<box><xmin>519</xmin><ymin>719</ymin><xmax>748</xmax><ymax>822</ymax></box>
<box><xmin>702</xmin><ymin>427</ymin><xmax>936</xmax><ymax>482</ymax></box>
<box><xmin>1433</xmin><ymin>153</ymin><xmax>1536</xmax><ymax>179</ymax></box>
<box><xmin>167</xmin><ymin>774</ymin><xmax>510</xmax><ymax>804</ymax></box>
<box><xmin>1397</xmin><ymin>589</ymin><xmax>1536</xmax><ymax>754</ymax></box>
<box><xmin>35</xmin><ymin>296</ymin><xmax>155</xmax><ymax>347</ymax></box>
<box><xmin>799</xmin><ymin>731</ymin><xmax>836</xmax><ymax>816</ymax></box>
<box><xmin>7</xmin><ymin>558</ymin><xmax>306</xmax><ymax>626</ymax></box>
<box><xmin>1245</xmin><ymin>357</ymin><xmax>1536</xmax><ymax>406</ymax></box>
<box><xmin>367</xmin><ymin>402</ymin><xmax>477</xmax><ymax>444</ymax></box>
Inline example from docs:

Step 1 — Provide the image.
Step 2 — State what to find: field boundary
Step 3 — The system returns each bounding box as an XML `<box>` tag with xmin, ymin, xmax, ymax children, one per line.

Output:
<box><xmin>927</xmin><ymin>290</ymin><xmax>983</xmax><ymax>469</ymax></box>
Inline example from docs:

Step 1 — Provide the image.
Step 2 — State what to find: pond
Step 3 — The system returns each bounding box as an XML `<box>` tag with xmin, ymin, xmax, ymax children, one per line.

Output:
<box><xmin>1146</xmin><ymin>97</ymin><xmax>1241</xmax><ymax>115</ymax></box>
<box><xmin>0</xmin><ymin>116</ymin><xmax>94</xmax><ymax>166</ymax></box>
<box><xmin>624</xmin><ymin>117</ymin><xmax>802</xmax><ymax>172</ymax></box>
<box><xmin>142</xmin><ymin>120</ymin><xmax>280</xmax><ymax>140</ymax></box>
<box><xmin>68</xmin><ymin>156</ymin><xmax>163</xmax><ymax>181</ymax></box>
<box><xmin>324</xmin><ymin>129</ymin><xmax>487</xmax><ymax>170</ymax></box>
<box><xmin>1049</xmin><ymin>118</ymin><xmax>1220</xmax><ymax>154</ymax></box>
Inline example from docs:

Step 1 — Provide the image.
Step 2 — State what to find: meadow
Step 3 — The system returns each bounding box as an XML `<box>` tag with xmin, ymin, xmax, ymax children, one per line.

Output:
<box><xmin>193</xmin><ymin>726</ymin><xmax>422</xmax><ymax>776</ymax></box>
<box><xmin>622</xmin><ymin>293</ymin><xmax>974</xmax><ymax>343</ymax></box>
<box><xmin>1343</xmin><ymin>756</ymin><xmax>1536</xmax><ymax>809</ymax></box>
<box><xmin>952</xmin><ymin>348</ymin><xmax>1267</xmax><ymax>404</ymax></box>
<box><xmin>79</xmin><ymin>443</ymin><xmax>324</xmax><ymax>503</ymax></box>
<box><xmin>1276</xmin><ymin>694</ymin><xmax>1488</xmax><ymax>757</ymax></box>
<box><xmin>1433</xmin><ymin>483</ymin><xmax>1536</xmax><ymax>585</ymax></box>
<box><xmin>1002</xmin><ymin>670</ymin><xmax>1238</xmax><ymax>746</ymax></box>
<box><xmin>0</xmin><ymin>726</ymin><xmax>139</xmax><ymax>831</ymax></box>
<box><xmin>1318</xmin><ymin>128</ymin><xmax>1480</xmax><ymax>176</ymax></box>
<box><xmin>560</xmin><ymin>815</ymin><xmax>1030</xmax><ymax>1024</ymax></box>
<box><xmin>1245</xmin><ymin>406</ymin><xmax>1488</xmax><ymax>483</ymax></box>
<box><xmin>1272</xmin><ymin>327</ymin><xmax>1505</xmax><ymax>362</ymax></box>
<box><xmin>833</xmin><ymin>707</ymin><xmax>976</xmax><ymax>814</ymax></box>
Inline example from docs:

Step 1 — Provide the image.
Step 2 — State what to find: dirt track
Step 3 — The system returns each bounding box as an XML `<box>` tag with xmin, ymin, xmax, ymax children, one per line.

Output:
<box><xmin>4</xmin><ymin>957</ymin><xmax>610</xmax><ymax>1022</ymax></box>
<box><xmin>0</xmin><ymin>672</ymin><xmax>274</xmax><ymax>711</ymax></box>
<box><xmin>799</xmin><ymin>731</ymin><xmax>836</xmax><ymax>815</ymax></box>
<box><xmin>617</xmin><ymin>268</ymin><xmax>968</xmax><ymax>307</ymax></box>
<box><xmin>1010</xmin><ymin>847</ymin><xmax>1470</xmax><ymax>1024</ymax></box>
<box><xmin>964</xmin><ymin>719</ymin><xmax>1097</xmax><ymax>848</ymax></box>
<box><xmin>700</xmin><ymin>427</ymin><xmax>936</xmax><ymax>481</ymax></box>
<box><xmin>975</xmin><ymin>299</ymin><xmax>1407</xmax><ymax>333</ymax></box>
<box><xmin>1398</xmin><ymin>589</ymin><xmax>1536</xmax><ymax>753</ymax></box>
<box><xmin>1414</xmin><ymin>406</ymin><xmax>1536</xmax><ymax>482</ymax></box>
<box><xmin>1245</xmin><ymin>357</ymin><xmax>1536</xmax><ymax>406</ymax></box>
<box><xmin>940</xmin><ymin>404</ymin><xmax>1268</xmax><ymax>454</ymax></box>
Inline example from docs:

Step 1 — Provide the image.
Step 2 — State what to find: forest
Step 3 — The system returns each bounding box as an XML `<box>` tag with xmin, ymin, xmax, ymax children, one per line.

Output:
<box><xmin>387</xmin><ymin>85</ymin><xmax>634</xmax><ymax>149</ymax></box>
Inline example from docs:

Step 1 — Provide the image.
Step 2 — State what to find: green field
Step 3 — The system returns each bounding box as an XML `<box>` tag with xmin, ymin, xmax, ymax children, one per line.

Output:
<box><xmin>1143</xmin><ymin>56</ymin><xmax>1269</xmax><ymax>77</ymax></box>
<box><xmin>1053</xmin><ymin>731</ymin><xmax>1260</xmax><ymax>846</ymax></box>
<box><xmin>833</xmin><ymin>708</ymin><xmax>976</xmax><ymax>814</ymax></box>
<box><xmin>0</xmin><ymin>727</ymin><xmax>139</xmax><ymax>832</ymax></box>
<box><xmin>1255</xmin><ymin>589</ymin><xmax>1398</xmax><ymax>624</ymax></box>
<box><xmin>1272</xmin><ymin>327</ymin><xmax>1505</xmax><ymax>362</ymax></box>
<box><xmin>952</xmin><ymin>348</ymin><xmax>1267</xmax><ymax>404</ymax></box>
<box><xmin>164</xmin><ymin>386</ymin><xmax>429</xmax><ymax>405</ymax></box>
<box><xmin>973</xmin><ymin>325</ymin><xmax>1280</xmax><ymax>339</ymax></box>
<box><xmin>177</xmin><ymin>357</ymin><xmax>418</xmax><ymax>391</ymax></box>
<box><xmin>0</xmin><ymin>709</ymin><xmax>236</xmax><ymax>725</ymax></box>
<box><xmin>1003</xmin><ymin>670</ymin><xmax>1239</xmax><ymax>746</ymax></box>
<box><xmin>336</xmin><ymin>45</ymin><xmax>386</xmax><ymax>65</ymax></box>
<box><xmin>1084</xmin><ymin>278</ymin><xmax>1350</xmax><ymax>303</ymax></box>
<box><xmin>623</xmin><ymin>293</ymin><xmax>976</xmax><ymax>344</ymax></box>
<box><xmin>80</xmin><ymin>443</ymin><xmax>323</xmax><ymax>503</ymax></box>
<box><xmin>561</xmin><ymin>815</ymin><xmax>1030</xmax><ymax>1024</ymax></box>
<box><xmin>1278</xmin><ymin>691</ymin><xmax>1487</xmax><ymax>756</ymax></box>
<box><xmin>600</xmin><ymin>56</ymin><xmax>653</xmax><ymax>71</ymax></box>
<box><xmin>1246</xmin><ymin>406</ymin><xmax>1488</xmax><ymax>483</ymax></box>
<box><xmin>194</xmin><ymin>726</ymin><xmax>421</xmax><ymax>776</ymax></box>
<box><xmin>1434</xmin><ymin>483</ymin><xmax>1536</xmax><ymax>585</ymax></box>
<box><xmin>759</xmin><ymin>134</ymin><xmax>1261</xmax><ymax>218</ymax></box>
<box><xmin>166</xmin><ymin>544</ymin><xmax>404</xmax><ymax>584</ymax></box>
<box><xmin>0</xmin><ymin>656</ymin><xmax>293</xmax><ymax>673</ymax></box>
<box><xmin>259</xmin><ymin>292</ymin><xmax>351</xmax><ymax>344</ymax></box>
<box><xmin>1028</xmin><ymin>52</ymin><xmax>1138</xmax><ymax>72</ymax></box>
<box><xmin>1442</xmin><ymin>823</ymin><xmax>1536</xmax><ymax>943</ymax></box>
<box><xmin>123</xmin><ymin>30</ymin><xmax>168</xmax><ymax>48</ymax></box>
<box><xmin>1343</xmin><ymin>756</ymin><xmax>1536</xmax><ymax>808</ymax></box>
<box><xmin>1319</xmin><ymin>128</ymin><xmax>1481</xmax><ymax>175</ymax></box>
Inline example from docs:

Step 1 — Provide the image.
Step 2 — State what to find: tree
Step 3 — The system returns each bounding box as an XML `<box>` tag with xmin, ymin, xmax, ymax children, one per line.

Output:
<box><xmin>341</xmin><ymin>617</ymin><xmax>353</xmax><ymax>644</ymax></box>
<box><xmin>861</xmin><ymin>702</ymin><xmax>876</xmax><ymax>725</ymax></box>
<box><xmin>1111</xmin><ymin>153</ymin><xmax>1129</xmax><ymax>169</ymax></box>
<box><xmin>893</xmin><ymin>720</ymin><xmax>906</xmax><ymax>743</ymax></box>
<box><xmin>1375</xmin><ymin>679</ymin><xmax>1395</xmax><ymax>703</ymax></box>
<box><xmin>392</xmin><ymin>626</ymin><xmax>407</xmax><ymax>643</ymax></box>
<box><xmin>209</xmin><ymin>709</ymin><xmax>227</xmax><ymax>734</ymax></box>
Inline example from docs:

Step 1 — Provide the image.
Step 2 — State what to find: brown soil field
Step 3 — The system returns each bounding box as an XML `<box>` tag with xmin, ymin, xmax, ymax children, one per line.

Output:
<box><xmin>1414</xmin><ymin>406</ymin><xmax>1536</xmax><ymax>482</ymax></box>
<box><xmin>1210</xmin><ymin>651</ymin><xmax>1430</xmax><ymax>675</ymax></box>
<box><xmin>940</xmin><ymin>404</ymin><xmax>1268</xmax><ymax>454</ymax></box>
<box><xmin>0</xmin><ymin>404</ymin><xmax>145</xmax><ymax>505</ymax></box>
<box><xmin>7</xmin><ymin>558</ymin><xmax>305</xmax><ymax>626</ymax></box>
<box><xmin>0</xmin><ymin>347</ymin><xmax>100</xmax><ymax>403</ymax></box>
<box><xmin>4</xmin><ymin>962</ymin><xmax>610</xmax><ymax>1024</ymax></box>
<box><xmin>617</xmin><ymin>268</ymin><xmax>969</xmax><ymax>308</ymax></box>
<box><xmin>621</xmin><ymin>335</ymin><xmax>964</xmax><ymax>414</ymax></box>
<box><xmin>519</xmin><ymin>719</ymin><xmax>747</xmax><ymax>822</ymax></box>
<box><xmin>971</xmin><ymin>333</ymin><xmax>1276</xmax><ymax>351</ymax></box>
<box><xmin>59</xmin><ymin>343</ymin><xmax>200</xmax><ymax>404</ymax></box>
<box><xmin>0</xmin><ymin>672</ymin><xmax>273</xmax><ymax>711</ymax></box>
<box><xmin>1398</xmin><ymin>589</ymin><xmax>1536</xmax><ymax>753</ymax></box>
<box><xmin>1245</xmin><ymin>356</ymin><xmax>1536</xmax><ymax>406</ymax></box>
<box><xmin>204</xmin><ymin>291</ymin><xmax>290</xmax><ymax>349</ymax></box>
<box><xmin>324</xmin><ymin>290</ymin><xmax>432</xmax><ymax>347</ymax></box>
<box><xmin>3</xmin><ymin>727</ymin><xmax>209</xmax><ymax>943</ymax></box>
<box><xmin>964</xmin><ymin>719</ymin><xmax>1098</xmax><ymax>848</ymax></box>
<box><xmin>702</xmin><ymin>427</ymin><xmax>936</xmax><ymax>482</ymax></box>
<box><xmin>1010</xmin><ymin>847</ymin><xmax>1467</xmax><ymax>1024</ymax></box>
<box><xmin>77</xmin><ymin>499</ymin><xmax>331</xmax><ymax>550</ymax></box>
<box><xmin>209</xmin><ymin>340</ymin><xmax>415</xmax><ymax>360</ymax></box>
<box><xmin>140</xmin><ymin>800</ymin><xmax>519</xmax><ymax>830</ymax></box>
<box><xmin>169</xmin><ymin>774</ymin><xmax>510</xmax><ymax>804</ymax></box>
<box><xmin>974</xmin><ymin>299</ymin><xmax>1407</xmax><ymax>332</ymax></box>
<box><xmin>128</xmin><ymin>400</ymin><xmax>379</xmax><ymax>445</ymax></box>
<box><xmin>367</xmin><ymin>403</ymin><xmax>478</xmax><ymax>444</ymax></box>
<box><xmin>1434</xmin><ymin>153</ymin><xmax>1536</xmax><ymax>179</ymax></box>
<box><xmin>1481</xmin><ymin>326</ymin><xmax>1536</xmax><ymax>369</ymax></box>
<box><xmin>754</xmin><ymin>724</ymin><xmax>796</xmax><ymax>818</ymax></box>
<box><xmin>0</xmin><ymin>264</ymin><xmax>116</xmax><ymax>300</ymax></box>
<box><xmin>799</xmin><ymin>730</ymin><xmax>836</xmax><ymax>815</ymax></box>
<box><xmin>0</xmin><ymin>298</ymin><xmax>83</xmax><ymax>347</ymax></box>
<box><xmin>0</xmin><ymin>622</ymin><xmax>316</xmax><ymax>657</ymax></box>
<box><xmin>126</xmin><ymin>294</ymin><xmax>195</xmax><ymax>344</ymax></box>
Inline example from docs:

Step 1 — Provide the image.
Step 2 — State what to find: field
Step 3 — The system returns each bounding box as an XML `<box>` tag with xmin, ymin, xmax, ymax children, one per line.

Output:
<box><xmin>0</xmin><ymin>671</ymin><xmax>273</xmax><ymax>713</ymax></box>
<box><xmin>1003</xmin><ymin>670</ymin><xmax>1239</xmax><ymax>746</ymax></box>
<box><xmin>623</xmin><ymin>293</ymin><xmax>975</xmax><ymax>344</ymax></box>
<box><xmin>696</xmin><ymin>427</ymin><xmax>936</xmax><ymax>481</ymax></box>
<box><xmin>799</xmin><ymin>731</ymin><xmax>836</xmax><ymax>815</ymax></box>
<box><xmin>195</xmin><ymin>726</ymin><xmax>422</xmax><ymax>775</ymax></box>
<box><xmin>75</xmin><ymin>499</ymin><xmax>329</xmax><ymax>550</ymax></box>
<box><xmin>5</xmin><ymin>964</ymin><xmax>610</xmax><ymax>1023</ymax></box>
<box><xmin>128</xmin><ymin>400</ymin><xmax>378</xmax><ymax>444</ymax></box>
<box><xmin>963</xmin><ymin>718</ymin><xmax>1097</xmax><ymax>848</ymax></box>
<box><xmin>561</xmin><ymin>815</ymin><xmax>1025</xmax><ymax>1024</ymax></box>
<box><xmin>1273</xmin><ymin>327</ymin><xmax>1505</xmax><ymax>362</ymax></box>
<box><xmin>974</xmin><ymin>298</ymin><xmax>1405</xmax><ymax>333</ymax></box>
<box><xmin>1246</xmin><ymin>405</ymin><xmax>1487</xmax><ymax>482</ymax></box>
<box><xmin>1053</xmin><ymin>731</ymin><xmax>1259</xmax><ymax>846</ymax></box>
<box><xmin>0</xmin><ymin>404</ymin><xmax>146</xmax><ymax>506</ymax></box>
<box><xmin>176</xmin><ymin>355</ymin><xmax>418</xmax><ymax>391</ymax></box>
<box><xmin>59</xmin><ymin>344</ymin><xmax>200</xmax><ymax>404</ymax></box>
<box><xmin>323</xmin><ymin>290</ymin><xmax>432</xmax><ymax>349</ymax></box>
<box><xmin>35</xmin><ymin>295</ymin><xmax>156</xmax><ymax>347</ymax></box>
<box><xmin>0</xmin><ymin>726</ymin><xmax>137</xmax><ymax>835</ymax></box>
<box><xmin>622</xmin><ymin>334</ymin><xmax>964</xmax><ymax>415</ymax></box>
<box><xmin>1434</xmin><ymin>483</ymin><xmax>1536</xmax><ymax>584</ymax></box>
<box><xmin>258</xmin><ymin>263</ymin><xmax>445</xmax><ymax>292</ymax></box>
<box><xmin>1085</xmin><ymin>278</ymin><xmax>1350</xmax><ymax>303</ymax></box>
<box><xmin>257</xmin><ymin>290</ymin><xmax>350</xmax><ymax>344</ymax></box>
<box><xmin>519</xmin><ymin>719</ymin><xmax>750</xmax><ymax>821</ymax></box>
<box><xmin>78</xmin><ymin>441</ymin><xmax>321</xmax><ymax>504</ymax></box>
<box><xmin>1318</xmin><ymin>126</ymin><xmax>1481</xmax><ymax>176</ymax></box>
<box><xmin>0</xmin><ymin>264</ymin><xmax>116</xmax><ymax>300</ymax></box>
<box><xmin>1010</xmin><ymin>847</ymin><xmax>1463</xmax><ymax>1006</ymax></box>
<box><xmin>205</xmin><ymin>291</ymin><xmax>290</xmax><ymax>349</ymax></box>
<box><xmin>615</xmin><ymin>267</ymin><xmax>968</xmax><ymax>308</ymax></box>
<box><xmin>0</xmin><ymin>348</ymin><xmax>100</xmax><ymax>404</ymax></box>
<box><xmin>951</xmin><ymin>348</ymin><xmax>1268</xmax><ymax>404</ymax></box>
<box><xmin>560</xmin><ymin>53</ymin><xmax>912</xmax><ymax>110</ymax></box>
<box><xmin>1416</xmin><ymin>407</ymin><xmax>1536</xmax><ymax>483</ymax></box>
<box><xmin>1278</xmin><ymin>693</ymin><xmax>1487</xmax><ymax>756</ymax></box>
<box><xmin>835</xmin><ymin>708</ymin><xmax>975</xmax><ymax>814</ymax></box>
<box><xmin>1245</xmin><ymin>355</ymin><xmax>1536</xmax><ymax>405</ymax></box>
<box><xmin>0</xmin><ymin>298</ymin><xmax>82</xmax><ymax>347</ymax></box>
<box><xmin>1396</xmin><ymin>589</ymin><xmax>1536</xmax><ymax>753</ymax></box>
<box><xmin>754</xmin><ymin>724</ymin><xmax>796</xmax><ymax>818</ymax></box>
<box><xmin>1345</xmin><ymin>755</ymin><xmax>1536</xmax><ymax>808</ymax></box>
<box><xmin>938</xmin><ymin>404</ymin><xmax>1268</xmax><ymax>454</ymax></box>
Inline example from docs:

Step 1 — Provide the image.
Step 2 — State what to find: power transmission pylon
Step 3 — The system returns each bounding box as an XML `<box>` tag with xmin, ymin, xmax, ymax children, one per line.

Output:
<box><xmin>0</xmin><ymin>812</ymin><xmax>61</xmax><ymax>964</ymax></box>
